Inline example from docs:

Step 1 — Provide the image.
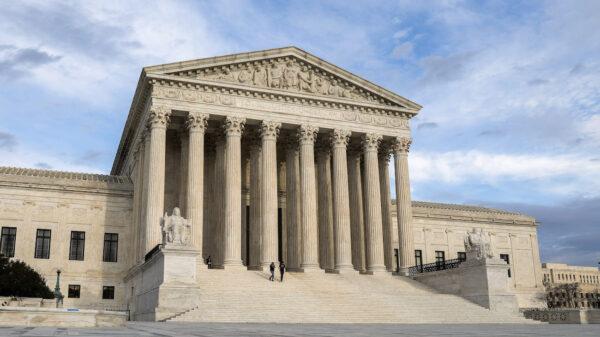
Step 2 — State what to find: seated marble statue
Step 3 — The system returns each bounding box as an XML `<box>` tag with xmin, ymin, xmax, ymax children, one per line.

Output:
<box><xmin>161</xmin><ymin>207</ymin><xmax>191</xmax><ymax>246</ymax></box>
<box><xmin>464</xmin><ymin>228</ymin><xmax>493</xmax><ymax>260</ymax></box>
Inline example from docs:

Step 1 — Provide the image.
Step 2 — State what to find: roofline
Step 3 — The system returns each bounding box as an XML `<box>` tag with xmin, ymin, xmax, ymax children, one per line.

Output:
<box><xmin>111</xmin><ymin>46</ymin><xmax>423</xmax><ymax>175</ymax></box>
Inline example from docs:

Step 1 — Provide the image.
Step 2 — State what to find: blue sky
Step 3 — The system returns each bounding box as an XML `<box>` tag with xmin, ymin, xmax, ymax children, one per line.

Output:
<box><xmin>0</xmin><ymin>0</ymin><xmax>598</xmax><ymax>266</ymax></box>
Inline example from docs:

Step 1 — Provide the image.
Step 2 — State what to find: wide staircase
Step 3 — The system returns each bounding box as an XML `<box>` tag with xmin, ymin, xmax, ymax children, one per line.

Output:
<box><xmin>165</xmin><ymin>269</ymin><xmax>535</xmax><ymax>323</ymax></box>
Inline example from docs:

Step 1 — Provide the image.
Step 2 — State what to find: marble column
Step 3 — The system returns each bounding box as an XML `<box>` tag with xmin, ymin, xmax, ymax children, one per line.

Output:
<box><xmin>260</xmin><ymin>121</ymin><xmax>281</xmax><ymax>267</ymax></box>
<box><xmin>347</xmin><ymin>145</ymin><xmax>366</xmax><ymax>272</ymax></box>
<box><xmin>186</xmin><ymin>112</ymin><xmax>208</xmax><ymax>253</ymax></box>
<box><xmin>298</xmin><ymin>124</ymin><xmax>320</xmax><ymax>271</ymax></box>
<box><xmin>378</xmin><ymin>143</ymin><xmax>394</xmax><ymax>272</ymax></box>
<box><xmin>316</xmin><ymin>141</ymin><xmax>334</xmax><ymax>271</ymax></box>
<box><xmin>285</xmin><ymin>138</ymin><xmax>301</xmax><ymax>271</ymax></box>
<box><xmin>392</xmin><ymin>137</ymin><xmax>414</xmax><ymax>275</ymax></box>
<box><xmin>362</xmin><ymin>133</ymin><xmax>386</xmax><ymax>273</ymax></box>
<box><xmin>143</xmin><ymin>106</ymin><xmax>170</xmax><ymax>253</ymax></box>
<box><xmin>222</xmin><ymin>116</ymin><xmax>246</xmax><ymax>268</ymax></box>
<box><xmin>330</xmin><ymin>129</ymin><xmax>354</xmax><ymax>272</ymax></box>
<box><xmin>131</xmin><ymin>139</ymin><xmax>143</xmax><ymax>264</ymax></box>
<box><xmin>178</xmin><ymin>131</ymin><xmax>188</xmax><ymax>216</ymax></box>
<box><xmin>203</xmin><ymin>137</ymin><xmax>215</xmax><ymax>261</ymax></box>
<box><xmin>248</xmin><ymin>131</ymin><xmax>262</xmax><ymax>269</ymax></box>
<box><xmin>214</xmin><ymin>135</ymin><xmax>226</xmax><ymax>266</ymax></box>
<box><xmin>139</xmin><ymin>130</ymin><xmax>151</xmax><ymax>261</ymax></box>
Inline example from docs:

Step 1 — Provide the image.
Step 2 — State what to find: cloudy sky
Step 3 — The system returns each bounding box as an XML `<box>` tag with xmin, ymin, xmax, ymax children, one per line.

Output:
<box><xmin>0</xmin><ymin>0</ymin><xmax>598</xmax><ymax>266</ymax></box>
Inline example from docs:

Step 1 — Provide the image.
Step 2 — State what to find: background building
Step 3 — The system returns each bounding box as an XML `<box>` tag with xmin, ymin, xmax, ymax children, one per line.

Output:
<box><xmin>542</xmin><ymin>263</ymin><xmax>600</xmax><ymax>309</ymax></box>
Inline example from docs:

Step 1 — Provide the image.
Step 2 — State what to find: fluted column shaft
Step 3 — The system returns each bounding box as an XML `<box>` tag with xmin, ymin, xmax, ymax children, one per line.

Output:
<box><xmin>179</xmin><ymin>132</ymin><xmax>188</xmax><ymax>215</ymax></box>
<box><xmin>331</xmin><ymin>130</ymin><xmax>353</xmax><ymax>272</ymax></box>
<box><xmin>186</xmin><ymin>112</ymin><xmax>208</xmax><ymax>253</ymax></box>
<box><xmin>214</xmin><ymin>136</ymin><xmax>225</xmax><ymax>266</ymax></box>
<box><xmin>347</xmin><ymin>147</ymin><xmax>366</xmax><ymax>271</ymax></box>
<box><xmin>143</xmin><ymin>106</ymin><xmax>170</xmax><ymax>252</ymax></box>
<box><xmin>393</xmin><ymin>137</ymin><xmax>414</xmax><ymax>275</ymax></box>
<box><xmin>222</xmin><ymin>117</ymin><xmax>246</xmax><ymax>268</ymax></box>
<box><xmin>298</xmin><ymin>125</ymin><xmax>319</xmax><ymax>270</ymax></box>
<box><xmin>379</xmin><ymin>145</ymin><xmax>394</xmax><ymax>272</ymax></box>
<box><xmin>260</xmin><ymin>121</ymin><xmax>281</xmax><ymax>267</ymax></box>
<box><xmin>316</xmin><ymin>144</ymin><xmax>334</xmax><ymax>270</ymax></box>
<box><xmin>248</xmin><ymin>134</ymin><xmax>262</xmax><ymax>269</ymax></box>
<box><xmin>362</xmin><ymin>133</ymin><xmax>386</xmax><ymax>273</ymax></box>
<box><xmin>285</xmin><ymin>140</ymin><xmax>301</xmax><ymax>270</ymax></box>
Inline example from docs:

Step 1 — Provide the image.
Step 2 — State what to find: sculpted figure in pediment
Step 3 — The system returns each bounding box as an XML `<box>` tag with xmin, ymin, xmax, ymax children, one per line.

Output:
<box><xmin>282</xmin><ymin>61</ymin><xmax>299</xmax><ymax>90</ymax></box>
<box><xmin>268</xmin><ymin>63</ymin><xmax>283</xmax><ymax>88</ymax></box>
<box><xmin>253</xmin><ymin>65</ymin><xmax>268</xmax><ymax>86</ymax></box>
<box><xmin>298</xmin><ymin>66</ymin><xmax>314</xmax><ymax>93</ymax></box>
<box><xmin>216</xmin><ymin>68</ymin><xmax>235</xmax><ymax>82</ymax></box>
<box><xmin>238</xmin><ymin>66</ymin><xmax>253</xmax><ymax>84</ymax></box>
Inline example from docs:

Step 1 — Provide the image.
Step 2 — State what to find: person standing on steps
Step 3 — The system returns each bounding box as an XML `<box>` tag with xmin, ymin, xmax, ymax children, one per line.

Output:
<box><xmin>269</xmin><ymin>262</ymin><xmax>275</xmax><ymax>281</ymax></box>
<box><xmin>206</xmin><ymin>255</ymin><xmax>212</xmax><ymax>269</ymax></box>
<box><xmin>279</xmin><ymin>261</ymin><xmax>286</xmax><ymax>282</ymax></box>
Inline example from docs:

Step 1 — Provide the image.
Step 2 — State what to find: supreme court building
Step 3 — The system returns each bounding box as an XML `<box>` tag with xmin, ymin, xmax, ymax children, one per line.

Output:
<box><xmin>0</xmin><ymin>47</ymin><xmax>546</xmax><ymax>322</ymax></box>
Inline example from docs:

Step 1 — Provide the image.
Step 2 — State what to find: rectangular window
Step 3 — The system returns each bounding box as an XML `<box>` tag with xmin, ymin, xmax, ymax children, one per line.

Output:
<box><xmin>500</xmin><ymin>253</ymin><xmax>511</xmax><ymax>278</ymax></box>
<box><xmin>102</xmin><ymin>286</ymin><xmax>115</xmax><ymax>300</ymax></box>
<box><xmin>414</xmin><ymin>250</ymin><xmax>423</xmax><ymax>271</ymax></box>
<box><xmin>457</xmin><ymin>252</ymin><xmax>466</xmax><ymax>261</ymax></box>
<box><xmin>34</xmin><ymin>229</ymin><xmax>51</xmax><ymax>259</ymax></box>
<box><xmin>103</xmin><ymin>233</ymin><xmax>119</xmax><ymax>262</ymax></box>
<box><xmin>0</xmin><ymin>227</ymin><xmax>17</xmax><ymax>257</ymax></box>
<box><xmin>69</xmin><ymin>231</ymin><xmax>85</xmax><ymax>261</ymax></box>
<box><xmin>435</xmin><ymin>251</ymin><xmax>445</xmax><ymax>267</ymax></box>
<box><xmin>68</xmin><ymin>285</ymin><xmax>81</xmax><ymax>298</ymax></box>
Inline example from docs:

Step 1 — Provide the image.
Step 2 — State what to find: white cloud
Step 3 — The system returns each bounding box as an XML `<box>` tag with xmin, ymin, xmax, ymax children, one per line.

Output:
<box><xmin>391</xmin><ymin>42</ymin><xmax>414</xmax><ymax>60</ymax></box>
<box><xmin>410</xmin><ymin>150</ymin><xmax>600</xmax><ymax>198</ymax></box>
<box><xmin>393</xmin><ymin>29</ymin><xmax>410</xmax><ymax>40</ymax></box>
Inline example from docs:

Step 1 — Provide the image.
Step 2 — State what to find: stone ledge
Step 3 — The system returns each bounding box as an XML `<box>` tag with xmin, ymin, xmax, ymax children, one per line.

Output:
<box><xmin>0</xmin><ymin>306</ymin><xmax>127</xmax><ymax>327</ymax></box>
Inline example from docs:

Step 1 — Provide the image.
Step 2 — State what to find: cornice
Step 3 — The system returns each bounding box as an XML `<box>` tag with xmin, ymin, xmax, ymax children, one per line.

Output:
<box><xmin>144</xmin><ymin>46</ymin><xmax>423</xmax><ymax>111</ymax></box>
<box><xmin>148</xmin><ymin>74</ymin><xmax>418</xmax><ymax>117</ymax></box>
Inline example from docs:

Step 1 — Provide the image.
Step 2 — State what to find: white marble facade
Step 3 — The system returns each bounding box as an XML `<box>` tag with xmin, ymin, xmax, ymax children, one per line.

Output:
<box><xmin>0</xmin><ymin>47</ymin><xmax>545</xmax><ymax>313</ymax></box>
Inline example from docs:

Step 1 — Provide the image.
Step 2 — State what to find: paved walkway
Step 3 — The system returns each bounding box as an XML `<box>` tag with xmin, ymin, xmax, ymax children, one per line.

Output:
<box><xmin>1</xmin><ymin>322</ymin><xmax>599</xmax><ymax>336</ymax></box>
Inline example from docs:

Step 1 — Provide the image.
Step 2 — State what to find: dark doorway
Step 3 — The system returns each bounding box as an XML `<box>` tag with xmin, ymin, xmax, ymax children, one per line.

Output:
<box><xmin>277</xmin><ymin>207</ymin><xmax>283</xmax><ymax>262</ymax></box>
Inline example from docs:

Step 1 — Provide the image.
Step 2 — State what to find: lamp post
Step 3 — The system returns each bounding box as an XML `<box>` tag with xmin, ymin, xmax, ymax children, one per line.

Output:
<box><xmin>54</xmin><ymin>269</ymin><xmax>64</xmax><ymax>308</ymax></box>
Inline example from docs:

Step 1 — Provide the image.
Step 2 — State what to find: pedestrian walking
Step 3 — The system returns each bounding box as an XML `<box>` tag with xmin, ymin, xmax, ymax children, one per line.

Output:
<box><xmin>269</xmin><ymin>262</ymin><xmax>275</xmax><ymax>281</ymax></box>
<box><xmin>279</xmin><ymin>261</ymin><xmax>286</xmax><ymax>282</ymax></box>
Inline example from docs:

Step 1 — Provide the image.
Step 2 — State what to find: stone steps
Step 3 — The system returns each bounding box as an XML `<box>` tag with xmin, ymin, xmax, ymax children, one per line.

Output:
<box><xmin>167</xmin><ymin>269</ymin><xmax>535</xmax><ymax>324</ymax></box>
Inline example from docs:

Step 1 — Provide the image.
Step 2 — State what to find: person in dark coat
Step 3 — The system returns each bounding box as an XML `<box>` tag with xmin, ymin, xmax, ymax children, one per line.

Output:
<box><xmin>206</xmin><ymin>255</ymin><xmax>212</xmax><ymax>269</ymax></box>
<box><xmin>279</xmin><ymin>261</ymin><xmax>286</xmax><ymax>282</ymax></box>
<box><xmin>269</xmin><ymin>262</ymin><xmax>275</xmax><ymax>281</ymax></box>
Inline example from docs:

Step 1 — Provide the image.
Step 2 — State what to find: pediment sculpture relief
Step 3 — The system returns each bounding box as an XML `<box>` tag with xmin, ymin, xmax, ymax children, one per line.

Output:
<box><xmin>464</xmin><ymin>228</ymin><xmax>493</xmax><ymax>260</ymax></box>
<box><xmin>161</xmin><ymin>207</ymin><xmax>191</xmax><ymax>247</ymax></box>
<box><xmin>172</xmin><ymin>58</ymin><xmax>396</xmax><ymax>106</ymax></box>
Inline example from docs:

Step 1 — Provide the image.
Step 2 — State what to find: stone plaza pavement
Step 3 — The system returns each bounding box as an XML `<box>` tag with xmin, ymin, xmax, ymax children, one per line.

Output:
<box><xmin>1</xmin><ymin>323</ymin><xmax>600</xmax><ymax>337</ymax></box>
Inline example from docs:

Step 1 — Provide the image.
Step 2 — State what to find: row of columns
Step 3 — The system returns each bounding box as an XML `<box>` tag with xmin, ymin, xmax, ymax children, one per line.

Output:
<box><xmin>136</xmin><ymin>106</ymin><xmax>415</xmax><ymax>275</ymax></box>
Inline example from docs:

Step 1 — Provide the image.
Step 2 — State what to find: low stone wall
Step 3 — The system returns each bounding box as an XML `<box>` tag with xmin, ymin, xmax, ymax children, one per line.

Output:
<box><xmin>0</xmin><ymin>306</ymin><xmax>127</xmax><ymax>327</ymax></box>
<box><xmin>413</xmin><ymin>256</ymin><xmax>519</xmax><ymax>314</ymax></box>
<box><xmin>523</xmin><ymin>309</ymin><xmax>600</xmax><ymax>324</ymax></box>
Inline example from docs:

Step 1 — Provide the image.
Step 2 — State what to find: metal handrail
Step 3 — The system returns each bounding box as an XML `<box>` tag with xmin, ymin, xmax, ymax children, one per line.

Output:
<box><xmin>408</xmin><ymin>258</ymin><xmax>464</xmax><ymax>276</ymax></box>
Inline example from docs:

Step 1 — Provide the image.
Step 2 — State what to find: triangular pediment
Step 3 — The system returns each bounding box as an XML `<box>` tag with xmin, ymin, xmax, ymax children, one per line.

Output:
<box><xmin>144</xmin><ymin>47</ymin><xmax>421</xmax><ymax>111</ymax></box>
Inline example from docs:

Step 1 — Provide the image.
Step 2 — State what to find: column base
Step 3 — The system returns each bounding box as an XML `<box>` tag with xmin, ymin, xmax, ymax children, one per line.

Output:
<box><xmin>333</xmin><ymin>265</ymin><xmax>358</xmax><ymax>275</ymax></box>
<box><xmin>247</xmin><ymin>265</ymin><xmax>263</xmax><ymax>271</ymax></box>
<box><xmin>365</xmin><ymin>265</ymin><xmax>388</xmax><ymax>275</ymax></box>
<box><xmin>299</xmin><ymin>264</ymin><xmax>324</xmax><ymax>273</ymax></box>
<box><xmin>397</xmin><ymin>267</ymin><xmax>411</xmax><ymax>276</ymax></box>
<box><xmin>222</xmin><ymin>260</ymin><xmax>246</xmax><ymax>271</ymax></box>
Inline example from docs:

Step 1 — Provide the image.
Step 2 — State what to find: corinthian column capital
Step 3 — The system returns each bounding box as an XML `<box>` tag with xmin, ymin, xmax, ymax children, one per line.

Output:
<box><xmin>330</xmin><ymin>129</ymin><xmax>351</xmax><ymax>148</ymax></box>
<box><xmin>223</xmin><ymin>116</ymin><xmax>246</xmax><ymax>137</ymax></box>
<box><xmin>260</xmin><ymin>121</ymin><xmax>281</xmax><ymax>140</ymax></box>
<box><xmin>392</xmin><ymin>136</ymin><xmax>412</xmax><ymax>154</ymax></box>
<box><xmin>147</xmin><ymin>106</ymin><xmax>171</xmax><ymax>128</ymax></box>
<box><xmin>361</xmin><ymin>133</ymin><xmax>382</xmax><ymax>152</ymax></box>
<box><xmin>186</xmin><ymin>111</ymin><xmax>209</xmax><ymax>132</ymax></box>
<box><xmin>378</xmin><ymin>142</ymin><xmax>392</xmax><ymax>163</ymax></box>
<box><xmin>297</xmin><ymin>124</ymin><xmax>319</xmax><ymax>145</ymax></box>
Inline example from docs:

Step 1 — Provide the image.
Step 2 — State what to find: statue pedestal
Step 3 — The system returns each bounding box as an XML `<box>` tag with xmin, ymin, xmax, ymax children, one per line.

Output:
<box><xmin>125</xmin><ymin>245</ymin><xmax>202</xmax><ymax>321</ymax></box>
<box><xmin>458</xmin><ymin>253</ymin><xmax>519</xmax><ymax>313</ymax></box>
